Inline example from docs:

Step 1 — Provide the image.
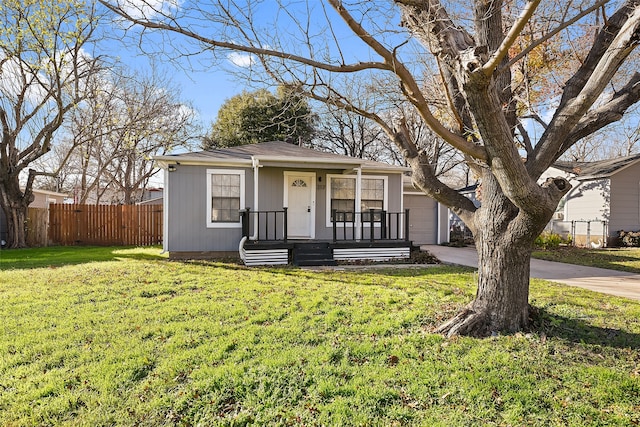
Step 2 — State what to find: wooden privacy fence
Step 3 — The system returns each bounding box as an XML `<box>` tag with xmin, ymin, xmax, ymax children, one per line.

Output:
<box><xmin>49</xmin><ymin>204</ymin><xmax>163</xmax><ymax>246</ymax></box>
<box><xmin>26</xmin><ymin>208</ymin><xmax>49</xmax><ymax>247</ymax></box>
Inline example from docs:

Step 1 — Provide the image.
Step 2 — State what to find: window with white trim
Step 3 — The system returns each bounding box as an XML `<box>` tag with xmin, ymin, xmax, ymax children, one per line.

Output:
<box><xmin>327</xmin><ymin>175</ymin><xmax>387</xmax><ymax>225</ymax></box>
<box><xmin>361</xmin><ymin>177</ymin><xmax>385</xmax><ymax>222</ymax></box>
<box><xmin>206</xmin><ymin>169</ymin><xmax>245</xmax><ymax>228</ymax></box>
<box><xmin>330</xmin><ymin>177</ymin><xmax>356</xmax><ymax>221</ymax></box>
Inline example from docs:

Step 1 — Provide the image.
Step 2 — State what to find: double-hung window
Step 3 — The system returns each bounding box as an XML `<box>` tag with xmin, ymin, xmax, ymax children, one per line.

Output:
<box><xmin>330</xmin><ymin>177</ymin><xmax>356</xmax><ymax>222</ymax></box>
<box><xmin>206</xmin><ymin>169</ymin><xmax>245</xmax><ymax>228</ymax></box>
<box><xmin>361</xmin><ymin>178</ymin><xmax>385</xmax><ymax>222</ymax></box>
<box><xmin>327</xmin><ymin>175</ymin><xmax>387</xmax><ymax>225</ymax></box>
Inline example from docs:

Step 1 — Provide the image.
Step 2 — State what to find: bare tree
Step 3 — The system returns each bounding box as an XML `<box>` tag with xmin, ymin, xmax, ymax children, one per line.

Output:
<box><xmin>42</xmin><ymin>65</ymin><xmax>199</xmax><ymax>204</ymax></box>
<box><xmin>95</xmin><ymin>67</ymin><xmax>198</xmax><ymax>204</ymax></box>
<box><xmin>0</xmin><ymin>0</ymin><xmax>102</xmax><ymax>248</ymax></box>
<box><xmin>312</xmin><ymin>105</ymin><xmax>392</xmax><ymax>160</ymax></box>
<box><xmin>101</xmin><ymin>0</ymin><xmax>640</xmax><ymax>336</ymax></box>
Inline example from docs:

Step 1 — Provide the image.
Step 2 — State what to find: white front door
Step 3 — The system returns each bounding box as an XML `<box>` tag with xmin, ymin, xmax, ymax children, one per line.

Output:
<box><xmin>284</xmin><ymin>172</ymin><xmax>315</xmax><ymax>239</ymax></box>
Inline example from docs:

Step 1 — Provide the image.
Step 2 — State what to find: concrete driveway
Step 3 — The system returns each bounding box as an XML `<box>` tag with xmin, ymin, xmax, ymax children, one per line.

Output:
<box><xmin>422</xmin><ymin>245</ymin><xmax>640</xmax><ymax>302</ymax></box>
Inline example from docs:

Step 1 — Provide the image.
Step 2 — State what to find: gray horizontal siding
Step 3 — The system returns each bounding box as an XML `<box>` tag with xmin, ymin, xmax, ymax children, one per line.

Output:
<box><xmin>166</xmin><ymin>164</ymin><xmax>254</xmax><ymax>252</ymax></box>
<box><xmin>166</xmin><ymin>165</ymin><xmax>406</xmax><ymax>252</ymax></box>
<box><xmin>403</xmin><ymin>193</ymin><xmax>438</xmax><ymax>245</ymax></box>
<box><xmin>610</xmin><ymin>164</ymin><xmax>640</xmax><ymax>233</ymax></box>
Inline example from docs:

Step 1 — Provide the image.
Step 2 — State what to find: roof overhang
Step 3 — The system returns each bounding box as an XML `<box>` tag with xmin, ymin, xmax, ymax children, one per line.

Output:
<box><xmin>154</xmin><ymin>155</ymin><xmax>253</xmax><ymax>168</ymax></box>
<box><xmin>154</xmin><ymin>154</ymin><xmax>410</xmax><ymax>173</ymax></box>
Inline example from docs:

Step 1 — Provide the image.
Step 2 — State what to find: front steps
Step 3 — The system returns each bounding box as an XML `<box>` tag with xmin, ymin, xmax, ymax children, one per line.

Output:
<box><xmin>292</xmin><ymin>242</ymin><xmax>337</xmax><ymax>266</ymax></box>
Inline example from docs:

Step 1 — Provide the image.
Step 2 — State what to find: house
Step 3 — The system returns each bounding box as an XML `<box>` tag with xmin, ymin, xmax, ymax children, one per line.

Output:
<box><xmin>75</xmin><ymin>186</ymin><xmax>164</xmax><ymax>205</ymax></box>
<box><xmin>541</xmin><ymin>153</ymin><xmax>640</xmax><ymax>246</ymax></box>
<box><xmin>155</xmin><ymin>141</ymin><xmax>447</xmax><ymax>265</ymax></box>
<box><xmin>0</xmin><ymin>188</ymin><xmax>68</xmax><ymax>246</ymax></box>
<box><xmin>136</xmin><ymin>188</ymin><xmax>164</xmax><ymax>206</ymax></box>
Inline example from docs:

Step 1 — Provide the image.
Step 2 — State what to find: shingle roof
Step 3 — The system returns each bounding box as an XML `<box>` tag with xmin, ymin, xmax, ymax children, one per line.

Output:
<box><xmin>553</xmin><ymin>153</ymin><xmax>640</xmax><ymax>179</ymax></box>
<box><xmin>156</xmin><ymin>141</ymin><xmax>409</xmax><ymax>171</ymax></box>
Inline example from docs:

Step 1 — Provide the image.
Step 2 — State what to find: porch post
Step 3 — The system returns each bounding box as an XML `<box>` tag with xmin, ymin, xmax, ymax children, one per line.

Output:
<box><xmin>355</xmin><ymin>167</ymin><xmax>362</xmax><ymax>241</ymax></box>
<box><xmin>283</xmin><ymin>207</ymin><xmax>288</xmax><ymax>242</ymax></box>
<box><xmin>332</xmin><ymin>209</ymin><xmax>337</xmax><ymax>243</ymax></box>
<box><xmin>241</xmin><ymin>208</ymin><xmax>250</xmax><ymax>238</ymax></box>
<box><xmin>381</xmin><ymin>210</ymin><xmax>387</xmax><ymax>240</ymax></box>
<box><xmin>369</xmin><ymin>209</ymin><xmax>375</xmax><ymax>242</ymax></box>
<box><xmin>404</xmin><ymin>209</ymin><xmax>410</xmax><ymax>242</ymax></box>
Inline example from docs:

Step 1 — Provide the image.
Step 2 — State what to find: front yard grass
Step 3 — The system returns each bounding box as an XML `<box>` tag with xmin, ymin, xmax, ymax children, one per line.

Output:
<box><xmin>533</xmin><ymin>246</ymin><xmax>640</xmax><ymax>274</ymax></box>
<box><xmin>1</xmin><ymin>246</ymin><xmax>639</xmax><ymax>426</ymax></box>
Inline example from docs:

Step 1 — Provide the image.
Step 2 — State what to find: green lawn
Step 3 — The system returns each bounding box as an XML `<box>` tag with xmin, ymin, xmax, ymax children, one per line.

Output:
<box><xmin>1</xmin><ymin>246</ymin><xmax>639</xmax><ymax>426</ymax></box>
<box><xmin>533</xmin><ymin>246</ymin><xmax>640</xmax><ymax>273</ymax></box>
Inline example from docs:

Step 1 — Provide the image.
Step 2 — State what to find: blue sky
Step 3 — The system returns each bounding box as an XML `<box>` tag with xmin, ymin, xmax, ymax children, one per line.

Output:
<box><xmin>97</xmin><ymin>0</ymin><xmax>400</xmax><ymax>128</ymax></box>
<box><xmin>100</xmin><ymin>37</ymin><xmax>248</xmax><ymax>127</ymax></box>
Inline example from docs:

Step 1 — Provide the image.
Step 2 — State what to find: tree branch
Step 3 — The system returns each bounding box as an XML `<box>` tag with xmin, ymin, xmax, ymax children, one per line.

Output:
<box><xmin>529</xmin><ymin>0</ymin><xmax>640</xmax><ymax>178</ymax></box>
<box><xmin>392</xmin><ymin>118</ymin><xmax>478</xmax><ymax>223</ymax></box>
<box><xmin>500</xmin><ymin>0</ymin><xmax>611</xmax><ymax>73</ymax></box>
<box><xmin>328</xmin><ymin>0</ymin><xmax>488</xmax><ymax>162</ymax></box>
<box><xmin>483</xmin><ymin>0</ymin><xmax>541</xmax><ymax>76</ymax></box>
<box><xmin>99</xmin><ymin>0</ymin><xmax>389</xmax><ymax>74</ymax></box>
<box><xmin>561</xmin><ymin>72</ymin><xmax>640</xmax><ymax>156</ymax></box>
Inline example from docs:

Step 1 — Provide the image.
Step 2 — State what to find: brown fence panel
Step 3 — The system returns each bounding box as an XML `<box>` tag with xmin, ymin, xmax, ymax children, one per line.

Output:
<box><xmin>26</xmin><ymin>208</ymin><xmax>49</xmax><ymax>247</ymax></box>
<box><xmin>48</xmin><ymin>204</ymin><xmax>163</xmax><ymax>246</ymax></box>
<box><xmin>49</xmin><ymin>204</ymin><xmax>78</xmax><ymax>245</ymax></box>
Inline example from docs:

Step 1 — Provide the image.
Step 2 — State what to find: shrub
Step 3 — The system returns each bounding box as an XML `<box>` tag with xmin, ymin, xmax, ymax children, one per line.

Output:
<box><xmin>535</xmin><ymin>232</ymin><xmax>563</xmax><ymax>250</ymax></box>
<box><xmin>617</xmin><ymin>230</ymin><xmax>640</xmax><ymax>247</ymax></box>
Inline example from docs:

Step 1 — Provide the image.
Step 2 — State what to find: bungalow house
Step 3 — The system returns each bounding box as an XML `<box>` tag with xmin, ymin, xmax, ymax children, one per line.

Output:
<box><xmin>541</xmin><ymin>153</ymin><xmax>640</xmax><ymax>246</ymax></box>
<box><xmin>0</xmin><ymin>188</ymin><xmax>68</xmax><ymax>246</ymax></box>
<box><xmin>155</xmin><ymin>141</ymin><xmax>447</xmax><ymax>265</ymax></box>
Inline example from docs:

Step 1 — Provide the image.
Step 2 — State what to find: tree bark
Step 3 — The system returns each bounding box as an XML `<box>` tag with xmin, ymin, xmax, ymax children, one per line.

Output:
<box><xmin>436</xmin><ymin>238</ymin><xmax>533</xmax><ymax>337</ymax></box>
<box><xmin>5</xmin><ymin>205</ymin><xmax>28</xmax><ymax>249</ymax></box>
<box><xmin>436</xmin><ymin>172</ymin><xmax>545</xmax><ymax>337</ymax></box>
<box><xmin>0</xmin><ymin>184</ymin><xmax>31</xmax><ymax>249</ymax></box>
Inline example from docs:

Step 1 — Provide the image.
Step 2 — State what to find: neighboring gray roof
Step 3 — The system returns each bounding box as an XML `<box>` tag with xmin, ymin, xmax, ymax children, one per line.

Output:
<box><xmin>553</xmin><ymin>153</ymin><xmax>640</xmax><ymax>180</ymax></box>
<box><xmin>155</xmin><ymin>141</ymin><xmax>410</xmax><ymax>172</ymax></box>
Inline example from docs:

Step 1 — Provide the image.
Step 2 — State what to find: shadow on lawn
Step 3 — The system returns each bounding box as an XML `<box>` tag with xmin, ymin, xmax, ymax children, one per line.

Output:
<box><xmin>0</xmin><ymin>246</ymin><xmax>166</xmax><ymax>270</ymax></box>
<box><xmin>209</xmin><ymin>265</ymin><xmax>640</xmax><ymax>348</ymax></box>
<box><xmin>530</xmin><ymin>306</ymin><xmax>640</xmax><ymax>349</ymax></box>
<box><xmin>243</xmin><ymin>263</ymin><xmax>471</xmax><ymax>287</ymax></box>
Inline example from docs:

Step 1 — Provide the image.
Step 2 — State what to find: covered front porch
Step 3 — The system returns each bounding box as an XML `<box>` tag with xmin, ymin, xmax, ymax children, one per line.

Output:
<box><xmin>239</xmin><ymin>208</ymin><xmax>412</xmax><ymax>266</ymax></box>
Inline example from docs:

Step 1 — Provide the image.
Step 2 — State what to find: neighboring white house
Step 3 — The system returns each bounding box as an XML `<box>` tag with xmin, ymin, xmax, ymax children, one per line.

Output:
<box><xmin>541</xmin><ymin>153</ymin><xmax>640</xmax><ymax>246</ymax></box>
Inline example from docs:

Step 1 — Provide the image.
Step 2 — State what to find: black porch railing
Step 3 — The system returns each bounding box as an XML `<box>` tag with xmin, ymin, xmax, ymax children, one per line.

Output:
<box><xmin>331</xmin><ymin>209</ymin><xmax>410</xmax><ymax>242</ymax></box>
<box><xmin>240</xmin><ymin>207</ymin><xmax>288</xmax><ymax>242</ymax></box>
<box><xmin>240</xmin><ymin>207</ymin><xmax>410</xmax><ymax>243</ymax></box>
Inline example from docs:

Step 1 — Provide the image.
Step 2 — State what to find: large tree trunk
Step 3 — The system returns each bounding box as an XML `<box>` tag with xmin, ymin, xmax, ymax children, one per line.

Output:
<box><xmin>0</xmin><ymin>184</ymin><xmax>31</xmax><ymax>249</ymax></box>
<box><xmin>436</xmin><ymin>173</ymin><xmax>546</xmax><ymax>337</ymax></box>
<box><xmin>5</xmin><ymin>205</ymin><xmax>29</xmax><ymax>249</ymax></box>
<box><xmin>437</xmin><ymin>234</ymin><xmax>534</xmax><ymax>337</ymax></box>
